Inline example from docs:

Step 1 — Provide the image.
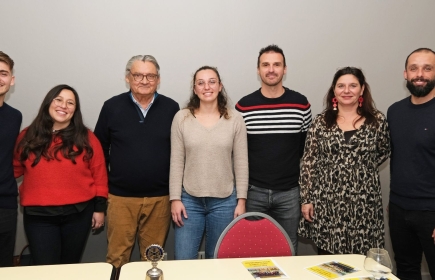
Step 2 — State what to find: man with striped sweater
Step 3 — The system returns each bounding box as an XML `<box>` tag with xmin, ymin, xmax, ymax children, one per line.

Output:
<box><xmin>236</xmin><ymin>45</ymin><xmax>312</xmax><ymax>254</ymax></box>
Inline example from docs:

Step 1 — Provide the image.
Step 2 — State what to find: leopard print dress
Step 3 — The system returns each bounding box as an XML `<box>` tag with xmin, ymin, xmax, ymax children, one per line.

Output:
<box><xmin>298</xmin><ymin>111</ymin><xmax>390</xmax><ymax>254</ymax></box>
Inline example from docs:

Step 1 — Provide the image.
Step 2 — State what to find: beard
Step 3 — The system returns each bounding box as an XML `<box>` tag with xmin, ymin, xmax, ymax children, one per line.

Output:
<box><xmin>406</xmin><ymin>77</ymin><xmax>435</xmax><ymax>97</ymax></box>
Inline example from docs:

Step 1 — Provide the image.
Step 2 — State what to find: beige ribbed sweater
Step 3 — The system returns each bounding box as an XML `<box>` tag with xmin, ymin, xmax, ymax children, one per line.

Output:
<box><xmin>169</xmin><ymin>108</ymin><xmax>248</xmax><ymax>200</ymax></box>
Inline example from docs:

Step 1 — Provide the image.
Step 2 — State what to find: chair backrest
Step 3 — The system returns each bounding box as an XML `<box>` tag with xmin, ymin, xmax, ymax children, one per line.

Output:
<box><xmin>213</xmin><ymin>212</ymin><xmax>295</xmax><ymax>259</ymax></box>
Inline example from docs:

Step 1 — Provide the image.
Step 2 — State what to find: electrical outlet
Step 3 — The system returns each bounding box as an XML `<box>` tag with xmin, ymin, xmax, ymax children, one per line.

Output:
<box><xmin>197</xmin><ymin>251</ymin><xmax>205</xmax><ymax>259</ymax></box>
<box><xmin>163</xmin><ymin>252</ymin><xmax>168</xmax><ymax>260</ymax></box>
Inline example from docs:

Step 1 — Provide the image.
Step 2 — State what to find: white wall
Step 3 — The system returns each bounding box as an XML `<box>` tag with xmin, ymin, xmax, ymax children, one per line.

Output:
<box><xmin>3</xmin><ymin>0</ymin><xmax>434</xmax><ymax>277</ymax></box>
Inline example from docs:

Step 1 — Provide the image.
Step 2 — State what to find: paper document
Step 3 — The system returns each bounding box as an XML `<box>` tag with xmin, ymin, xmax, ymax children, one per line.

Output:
<box><xmin>306</xmin><ymin>261</ymin><xmax>359</xmax><ymax>279</ymax></box>
<box><xmin>242</xmin><ymin>259</ymin><xmax>289</xmax><ymax>279</ymax></box>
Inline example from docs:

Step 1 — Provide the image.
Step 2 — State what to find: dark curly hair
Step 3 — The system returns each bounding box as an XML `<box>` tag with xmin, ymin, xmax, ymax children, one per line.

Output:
<box><xmin>17</xmin><ymin>84</ymin><xmax>93</xmax><ymax>166</ymax></box>
<box><xmin>186</xmin><ymin>66</ymin><xmax>230</xmax><ymax>119</ymax></box>
<box><xmin>324</xmin><ymin>67</ymin><xmax>378</xmax><ymax>129</ymax></box>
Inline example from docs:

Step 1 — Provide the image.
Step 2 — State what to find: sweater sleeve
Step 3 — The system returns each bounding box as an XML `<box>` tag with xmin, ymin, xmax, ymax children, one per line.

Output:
<box><xmin>88</xmin><ymin>131</ymin><xmax>109</xmax><ymax>198</ymax></box>
<box><xmin>13</xmin><ymin>130</ymin><xmax>26</xmax><ymax>178</ymax></box>
<box><xmin>300</xmin><ymin>105</ymin><xmax>312</xmax><ymax>158</ymax></box>
<box><xmin>299</xmin><ymin>116</ymin><xmax>321</xmax><ymax>205</ymax></box>
<box><xmin>232</xmin><ymin>112</ymin><xmax>249</xmax><ymax>199</ymax></box>
<box><xmin>169</xmin><ymin>111</ymin><xmax>186</xmax><ymax>201</ymax></box>
<box><xmin>94</xmin><ymin>103</ymin><xmax>111</xmax><ymax>169</ymax></box>
<box><xmin>375</xmin><ymin>112</ymin><xmax>391</xmax><ymax>166</ymax></box>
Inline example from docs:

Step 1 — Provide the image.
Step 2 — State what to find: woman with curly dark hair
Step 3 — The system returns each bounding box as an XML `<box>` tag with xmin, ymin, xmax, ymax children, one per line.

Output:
<box><xmin>298</xmin><ymin>67</ymin><xmax>390</xmax><ymax>255</ymax></box>
<box><xmin>14</xmin><ymin>84</ymin><xmax>108</xmax><ymax>265</ymax></box>
<box><xmin>170</xmin><ymin>66</ymin><xmax>248</xmax><ymax>259</ymax></box>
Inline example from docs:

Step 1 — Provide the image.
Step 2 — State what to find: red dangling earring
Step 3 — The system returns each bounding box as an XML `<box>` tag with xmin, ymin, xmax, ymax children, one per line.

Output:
<box><xmin>332</xmin><ymin>97</ymin><xmax>338</xmax><ymax>110</ymax></box>
<box><xmin>358</xmin><ymin>96</ymin><xmax>363</xmax><ymax>107</ymax></box>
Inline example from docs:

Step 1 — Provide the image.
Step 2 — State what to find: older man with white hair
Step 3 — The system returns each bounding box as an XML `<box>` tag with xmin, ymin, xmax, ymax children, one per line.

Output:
<box><xmin>95</xmin><ymin>55</ymin><xmax>179</xmax><ymax>268</ymax></box>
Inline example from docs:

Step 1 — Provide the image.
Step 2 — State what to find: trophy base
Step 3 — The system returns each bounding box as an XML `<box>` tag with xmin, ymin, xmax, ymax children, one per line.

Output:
<box><xmin>146</xmin><ymin>267</ymin><xmax>164</xmax><ymax>280</ymax></box>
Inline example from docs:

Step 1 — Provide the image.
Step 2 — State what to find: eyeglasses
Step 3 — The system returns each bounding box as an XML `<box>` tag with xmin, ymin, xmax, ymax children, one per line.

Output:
<box><xmin>195</xmin><ymin>79</ymin><xmax>219</xmax><ymax>88</ymax></box>
<box><xmin>129</xmin><ymin>71</ymin><xmax>159</xmax><ymax>82</ymax></box>
<box><xmin>52</xmin><ymin>98</ymin><xmax>75</xmax><ymax>109</ymax></box>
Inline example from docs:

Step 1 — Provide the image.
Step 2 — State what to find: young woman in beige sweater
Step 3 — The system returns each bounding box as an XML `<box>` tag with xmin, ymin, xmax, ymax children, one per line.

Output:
<box><xmin>170</xmin><ymin>66</ymin><xmax>248</xmax><ymax>260</ymax></box>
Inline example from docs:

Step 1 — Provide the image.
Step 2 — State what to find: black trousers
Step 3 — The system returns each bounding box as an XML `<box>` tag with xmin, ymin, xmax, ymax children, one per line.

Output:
<box><xmin>389</xmin><ymin>202</ymin><xmax>435</xmax><ymax>280</ymax></box>
<box><xmin>23</xmin><ymin>203</ymin><xmax>93</xmax><ymax>265</ymax></box>
<box><xmin>0</xmin><ymin>208</ymin><xmax>17</xmax><ymax>267</ymax></box>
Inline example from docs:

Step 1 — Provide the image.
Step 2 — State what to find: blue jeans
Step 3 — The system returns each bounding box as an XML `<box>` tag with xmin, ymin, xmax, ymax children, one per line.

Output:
<box><xmin>389</xmin><ymin>202</ymin><xmax>435</xmax><ymax>280</ymax></box>
<box><xmin>174</xmin><ymin>188</ymin><xmax>237</xmax><ymax>260</ymax></box>
<box><xmin>246</xmin><ymin>185</ymin><xmax>300</xmax><ymax>254</ymax></box>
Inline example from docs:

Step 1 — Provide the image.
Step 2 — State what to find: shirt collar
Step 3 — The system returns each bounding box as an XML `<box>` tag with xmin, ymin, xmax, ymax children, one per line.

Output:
<box><xmin>130</xmin><ymin>92</ymin><xmax>157</xmax><ymax>109</ymax></box>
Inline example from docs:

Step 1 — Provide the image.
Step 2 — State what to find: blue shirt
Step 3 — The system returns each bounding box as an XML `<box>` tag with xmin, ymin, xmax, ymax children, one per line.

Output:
<box><xmin>130</xmin><ymin>92</ymin><xmax>157</xmax><ymax>118</ymax></box>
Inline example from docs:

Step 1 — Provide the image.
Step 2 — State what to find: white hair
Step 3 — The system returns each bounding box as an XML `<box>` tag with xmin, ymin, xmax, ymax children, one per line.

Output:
<box><xmin>125</xmin><ymin>55</ymin><xmax>160</xmax><ymax>76</ymax></box>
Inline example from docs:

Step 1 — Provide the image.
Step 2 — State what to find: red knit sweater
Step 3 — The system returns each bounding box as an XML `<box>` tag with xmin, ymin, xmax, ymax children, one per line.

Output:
<box><xmin>14</xmin><ymin>129</ymin><xmax>108</xmax><ymax>206</ymax></box>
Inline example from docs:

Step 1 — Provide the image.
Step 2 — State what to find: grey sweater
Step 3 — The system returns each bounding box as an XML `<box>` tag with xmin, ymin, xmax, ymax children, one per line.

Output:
<box><xmin>169</xmin><ymin>109</ymin><xmax>248</xmax><ymax>200</ymax></box>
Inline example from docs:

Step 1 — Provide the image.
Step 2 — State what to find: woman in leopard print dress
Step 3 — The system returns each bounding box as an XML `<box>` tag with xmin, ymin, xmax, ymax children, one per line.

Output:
<box><xmin>298</xmin><ymin>67</ymin><xmax>390</xmax><ymax>254</ymax></box>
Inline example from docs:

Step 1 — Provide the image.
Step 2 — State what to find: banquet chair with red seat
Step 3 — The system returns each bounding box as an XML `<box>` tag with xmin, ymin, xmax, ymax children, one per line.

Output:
<box><xmin>213</xmin><ymin>212</ymin><xmax>295</xmax><ymax>259</ymax></box>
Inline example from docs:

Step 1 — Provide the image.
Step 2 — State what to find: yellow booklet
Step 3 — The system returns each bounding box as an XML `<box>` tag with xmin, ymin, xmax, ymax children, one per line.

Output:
<box><xmin>344</xmin><ymin>277</ymin><xmax>391</xmax><ymax>280</ymax></box>
<box><xmin>242</xmin><ymin>259</ymin><xmax>289</xmax><ymax>279</ymax></box>
<box><xmin>306</xmin><ymin>261</ymin><xmax>358</xmax><ymax>279</ymax></box>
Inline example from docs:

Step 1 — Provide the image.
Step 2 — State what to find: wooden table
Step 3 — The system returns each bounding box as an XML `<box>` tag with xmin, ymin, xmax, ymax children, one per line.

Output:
<box><xmin>119</xmin><ymin>254</ymin><xmax>398</xmax><ymax>280</ymax></box>
<box><xmin>0</xmin><ymin>262</ymin><xmax>114</xmax><ymax>280</ymax></box>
